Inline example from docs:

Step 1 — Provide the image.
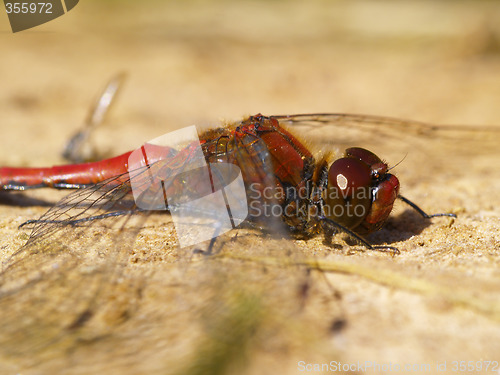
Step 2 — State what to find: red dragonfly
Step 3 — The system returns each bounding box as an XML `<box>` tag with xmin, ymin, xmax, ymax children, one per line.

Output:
<box><xmin>0</xmin><ymin>111</ymin><xmax>456</xmax><ymax>254</ymax></box>
<box><xmin>0</xmin><ymin>77</ymin><xmax>497</xmax><ymax>359</ymax></box>
<box><xmin>0</xmin><ymin>76</ymin><xmax>461</xmax><ymax>255</ymax></box>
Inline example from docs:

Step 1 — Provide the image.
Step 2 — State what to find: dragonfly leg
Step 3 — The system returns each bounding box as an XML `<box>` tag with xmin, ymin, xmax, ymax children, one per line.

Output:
<box><xmin>319</xmin><ymin>216</ymin><xmax>400</xmax><ymax>255</ymax></box>
<box><xmin>18</xmin><ymin>210</ymin><xmax>138</xmax><ymax>229</ymax></box>
<box><xmin>204</xmin><ymin>236</ymin><xmax>219</xmax><ymax>255</ymax></box>
<box><xmin>398</xmin><ymin>195</ymin><xmax>457</xmax><ymax>219</ymax></box>
<box><xmin>192</xmin><ymin>221</ymin><xmax>228</xmax><ymax>256</ymax></box>
<box><xmin>52</xmin><ymin>182</ymin><xmax>94</xmax><ymax>189</ymax></box>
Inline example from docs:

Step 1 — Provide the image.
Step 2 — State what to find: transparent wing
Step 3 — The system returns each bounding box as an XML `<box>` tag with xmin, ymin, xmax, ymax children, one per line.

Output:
<box><xmin>273</xmin><ymin>113</ymin><xmax>500</xmax><ymax>158</ymax></box>
<box><xmin>0</xmin><ymin>144</ymin><xmax>215</xmax><ymax>357</ymax></box>
<box><xmin>0</xmin><ymin>169</ymin><xmax>152</xmax><ymax>356</ymax></box>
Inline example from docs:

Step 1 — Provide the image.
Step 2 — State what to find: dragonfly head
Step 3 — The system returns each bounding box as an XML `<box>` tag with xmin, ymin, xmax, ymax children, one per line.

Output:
<box><xmin>323</xmin><ymin>147</ymin><xmax>400</xmax><ymax>234</ymax></box>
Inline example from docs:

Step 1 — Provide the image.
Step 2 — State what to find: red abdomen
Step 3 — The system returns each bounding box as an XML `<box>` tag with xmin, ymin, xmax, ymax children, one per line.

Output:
<box><xmin>0</xmin><ymin>144</ymin><xmax>175</xmax><ymax>190</ymax></box>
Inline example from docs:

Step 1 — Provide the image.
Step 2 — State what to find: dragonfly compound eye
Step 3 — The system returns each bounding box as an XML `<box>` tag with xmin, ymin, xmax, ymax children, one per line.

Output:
<box><xmin>358</xmin><ymin>174</ymin><xmax>400</xmax><ymax>234</ymax></box>
<box><xmin>324</xmin><ymin>147</ymin><xmax>401</xmax><ymax>234</ymax></box>
<box><xmin>345</xmin><ymin>147</ymin><xmax>382</xmax><ymax>166</ymax></box>
<box><xmin>345</xmin><ymin>147</ymin><xmax>389</xmax><ymax>178</ymax></box>
<box><xmin>324</xmin><ymin>157</ymin><xmax>373</xmax><ymax>230</ymax></box>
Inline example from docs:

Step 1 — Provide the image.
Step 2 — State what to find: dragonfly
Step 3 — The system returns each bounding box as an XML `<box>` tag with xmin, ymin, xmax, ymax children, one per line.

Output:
<box><xmin>0</xmin><ymin>114</ymin><xmax>455</xmax><ymax>252</ymax></box>
<box><xmin>0</xmin><ymin>76</ymin><xmax>498</xmax><ymax>363</ymax></box>
<box><xmin>0</xmin><ymin>75</ymin><xmax>457</xmax><ymax>254</ymax></box>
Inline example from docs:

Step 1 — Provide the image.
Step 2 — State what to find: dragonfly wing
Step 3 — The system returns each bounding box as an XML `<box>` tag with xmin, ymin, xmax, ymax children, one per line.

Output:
<box><xmin>0</xmin><ymin>138</ymin><xmax>250</xmax><ymax>356</ymax></box>
<box><xmin>273</xmin><ymin>113</ymin><xmax>500</xmax><ymax>158</ymax></box>
<box><xmin>0</xmin><ymin>170</ymin><xmax>151</xmax><ymax>356</ymax></box>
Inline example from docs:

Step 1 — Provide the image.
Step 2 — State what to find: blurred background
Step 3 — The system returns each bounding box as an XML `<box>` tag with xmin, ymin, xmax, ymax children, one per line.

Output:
<box><xmin>1</xmin><ymin>1</ymin><xmax>500</xmax><ymax>374</ymax></box>
<box><xmin>1</xmin><ymin>0</ymin><xmax>500</xmax><ymax>164</ymax></box>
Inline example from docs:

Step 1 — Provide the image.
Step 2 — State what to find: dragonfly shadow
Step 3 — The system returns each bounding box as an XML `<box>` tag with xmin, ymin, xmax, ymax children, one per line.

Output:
<box><xmin>365</xmin><ymin>209</ymin><xmax>434</xmax><ymax>246</ymax></box>
<box><xmin>0</xmin><ymin>191</ymin><xmax>54</xmax><ymax>207</ymax></box>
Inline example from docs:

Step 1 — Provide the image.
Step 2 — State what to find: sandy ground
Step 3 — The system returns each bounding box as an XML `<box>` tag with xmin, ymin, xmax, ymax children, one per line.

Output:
<box><xmin>1</xmin><ymin>1</ymin><xmax>500</xmax><ymax>374</ymax></box>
